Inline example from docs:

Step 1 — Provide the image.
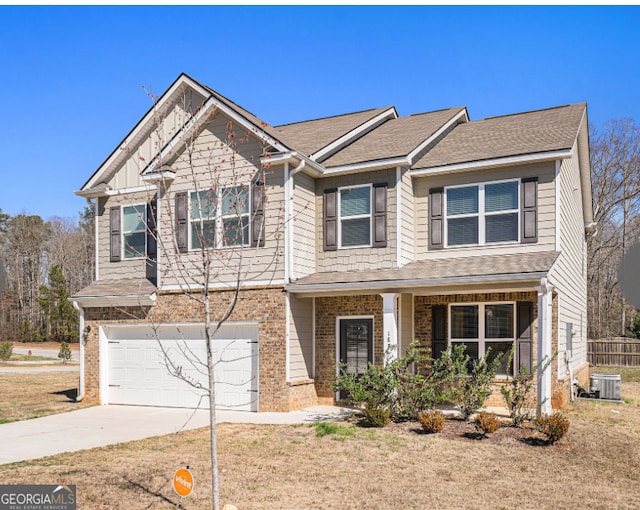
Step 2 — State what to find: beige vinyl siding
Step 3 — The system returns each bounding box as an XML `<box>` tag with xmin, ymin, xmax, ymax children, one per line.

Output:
<box><xmin>316</xmin><ymin>168</ymin><xmax>397</xmax><ymax>272</ymax></box>
<box><xmin>414</xmin><ymin>162</ymin><xmax>557</xmax><ymax>260</ymax></box>
<box><xmin>107</xmin><ymin>100</ymin><xmax>203</xmax><ymax>190</ymax></box>
<box><xmin>157</xmin><ymin>112</ymin><xmax>285</xmax><ymax>288</ymax></box>
<box><xmin>550</xmin><ymin>147</ymin><xmax>588</xmax><ymax>377</ymax></box>
<box><xmin>289</xmin><ymin>294</ymin><xmax>313</xmax><ymax>380</ymax></box>
<box><xmin>400</xmin><ymin>167</ymin><xmax>415</xmax><ymax>266</ymax></box>
<box><xmin>97</xmin><ymin>192</ymin><xmax>154</xmax><ymax>280</ymax></box>
<box><xmin>292</xmin><ymin>172</ymin><xmax>316</xmax><ymax>279</ymax></box>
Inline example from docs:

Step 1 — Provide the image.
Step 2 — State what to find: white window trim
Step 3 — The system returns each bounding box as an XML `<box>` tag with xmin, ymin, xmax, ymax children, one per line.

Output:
<box><xmin>188</xmin><ymin>183</ymin><xmax>251</xmax><ymax>251</ymax></box>
<box><xmin>337</xmin><ymin>183</ymin><xmax>372</xmax><ymax>249</ymax></box>
<box><xmin>444</xmin><ymin>178</ymin><xmax>520</xmax><ymax>248</ymax></box>
<box><xmin>121</xmin><ymin>203</ymin><xmax>147</xmax><ymax>260</ymax></box>
<box><xmin>448</xmin><ymin>302</ymin><xmax>516</xmax><ymax>375</ymax></box>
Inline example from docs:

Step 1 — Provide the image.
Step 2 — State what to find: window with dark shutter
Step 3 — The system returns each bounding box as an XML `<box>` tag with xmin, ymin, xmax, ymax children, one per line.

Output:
<box><xmin>429</xmin><ymin>188</ymin><xmax>444</xmax><ymax>250</ymax></box>
<box><xmin>323</xmin><ymin>188</ymin><xmax>337</xmax><ymax>251</ymax></box>
<box><xmin>251</xmin><ymin>173</ymin><xmax>265</xmax><ymax>247</ymax></box>
<box><xmin>110</xmin><ymin>206</ymin><xmax>121</xmax><ymax>262</ymax></box>
<box><xmin>146</xmin><ymin>200</ymin><xmax>157</xmax><ymax>259</ymax></box>
<box><xmin>372</xmin><ymin>183</ymin><xmax>387</xmax><ymax>248</ymax></box>
<box><xmin>521</xmin><ymin>178</ymin><xmax>538</xmax><ymax>244</ymax></box>
<box><xmin>432</xmin><ymin>305</ymin><xmax>447</xmax><ymax>360</ymax></box>
<box><xmin>175</xmin><ymin>192</ymin><xmax>188</xmax><ymax>253</ymax></box>
<box><xmin>516</xmin><ymin>301</ymin><xmax>533</xmax><ymax>374</ymax></box>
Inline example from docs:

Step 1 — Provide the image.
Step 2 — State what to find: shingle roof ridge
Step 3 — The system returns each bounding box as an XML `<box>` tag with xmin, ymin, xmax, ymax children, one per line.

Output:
<box><xmin>406</xmin><ymin>106</ymin><xmax>466</xmax><ymax>118</ymax></box>
<box><xmin>274</xmin><ymin>106</ymin><xmax>394</xmax><ymax>128</ymax></box>
<box><xmin>478</xmin><ymin>102</ymin><xmax>586</xmax><ymax>122</ymax></box>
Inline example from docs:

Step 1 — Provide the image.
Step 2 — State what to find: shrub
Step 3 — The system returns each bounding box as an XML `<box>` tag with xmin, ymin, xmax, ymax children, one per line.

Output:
<box><xmin>536</xmin><ymin>412</ymin><xmax>569</xmax><ymax>444</ymax></box>
<box><xmin>474</xmin><ymin>411</ymin><xmax>500</xmax><ymax>436</ymax></box>
<box><xmin>418</xmin><ymin>409</ymin><xmax>445</xmax><ymax>434</ymax></box>
<box><xmin>58</xmin><ymin>342</ymin><xmax>72</xmax><ymax>363</ymax></box>
<box><xmin>365</xmin><ymin>403</ymin><xmax>391</xmax><ymax>427</ymax></box>
<box><xmin>449</xmin><ymin>345</ymin><xmax>500</xmax><ymax>420</ymax></box>
<box><xmin>0</xmin><ymin>342</ymin><xmax>12</xmax><ymax>361</ymax></box>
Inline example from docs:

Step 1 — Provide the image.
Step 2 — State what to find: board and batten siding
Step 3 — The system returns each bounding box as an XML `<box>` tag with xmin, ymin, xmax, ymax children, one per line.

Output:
<box><xmin>414</xmin><ymin>162</ymin><xmax>557</xmax><ymax>260</ymax></box>
<box><xmin>549</xmin><ymin>147</ymin><xmax>588</xmax><ymax>377</ymax></box>
<box><xmin>97</xmin><ymin>191</ymin><xmax>155</xmax><ymax>280</ymax></box>
<box><xmin>400</xmin><ymin>167</ymin><xmax>415</xmax><ymax>266</ymax></box>
<box><xmin>158</xmin><ymin>113</ymin><xmax>285</xmax><ymax>288</ymax></box>
<box><xmin>315</xmin><ymin>168</ymin><xmax>397</xmax><ymax>272</ymax></box>
<box><xmin>288</xmin><ymin>294</ymin><xmax>314</xmax><ymax>380</ymax></box>
<box><xmin>292</xmin><ymin>171</ymin><xmax>316</xmax><ymax>279</ymax></box>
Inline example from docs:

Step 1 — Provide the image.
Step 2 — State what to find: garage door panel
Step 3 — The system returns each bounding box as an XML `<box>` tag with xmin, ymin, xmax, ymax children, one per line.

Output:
<box><xmin>106</xmin><ymin>328</ymin><xmax>258</xmax><ymax>411</ymax></box>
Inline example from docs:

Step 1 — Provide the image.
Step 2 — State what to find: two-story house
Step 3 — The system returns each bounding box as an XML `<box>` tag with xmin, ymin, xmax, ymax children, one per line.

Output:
<box><xmin>72</xmin><ymin>73</ymin><xmax>594</xmax><ymax>414</ymax></box>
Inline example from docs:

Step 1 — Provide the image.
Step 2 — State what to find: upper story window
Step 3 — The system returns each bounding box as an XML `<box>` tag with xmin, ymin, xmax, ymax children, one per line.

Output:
<box><xmin>323</xmin><ymin>183</ymin><xmax>387</xmax><ymax>251</ymax></box>
<box><xmin>429</xmin><ymin>177</ymin><xmax>537</xmax><ymax>250</ymax></box>
<box><xmin>122</xmin><ymin>204</ymin><xmax>147</xmax><ymax>259</ymax></box>
<box><xmin>339</xmin><ymin>185</ymin><xmax>372</xmax><ymax>248</ymax></box>
<box><xmin>189</xmin><ymin>185</ymin><xmax>250</xmax><ymax>250</ymax></box>
<box><xmin>446</xmin><ymin>180</ymin><xmax>519</xmax><ymax>247</ymax></box>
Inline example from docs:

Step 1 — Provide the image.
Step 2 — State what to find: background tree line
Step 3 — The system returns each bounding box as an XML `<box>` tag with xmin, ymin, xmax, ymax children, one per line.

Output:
<box><xmin>0</xmin><ymin>207</ymin><xmax>94</xmax><ymax>343</ymax></box>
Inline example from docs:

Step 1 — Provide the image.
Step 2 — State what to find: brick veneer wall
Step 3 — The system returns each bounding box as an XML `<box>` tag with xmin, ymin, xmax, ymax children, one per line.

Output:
<box><xmin>315</xmin><ymin>295</ymin><xmax>384</xmax><ymax>403</ymax></box>
<box><xmin>82</xmin><ymin>287</ymin><xmax>291</xmax><ymax>412</ymax></box>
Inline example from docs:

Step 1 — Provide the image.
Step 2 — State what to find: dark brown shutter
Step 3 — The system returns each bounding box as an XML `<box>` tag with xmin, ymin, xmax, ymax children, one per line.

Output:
<box><xmin>109</xmin><ymin>206</ymin><xmax>121</xmax><ymax>262</ymax></box>
<box><xmin>175</xmin><ymin>192</ymin><xmax>188</xmax><ymax>253</ymax></box>
<box><xmin>372</xmin><ymin>183</ymin><xmax>387</xmax><ymax>248</ymax></box>
<box><xmin>432</xmin><ymin>305</ymin><xmax>447</xmax><ymax>360</ymax></box>
<box><xmin>521</xmin><ymin>178</ymin><xmax>538</xmax><ymax>244</ymax></box>
<box><xmin>251</xmin><ymin>173</ymin><xmax>265</xmax><ymax>247</ymax></box>
<box><xmin>323</xmin><ymin>188</ymin><xmax>337</xmax><ymax>251</ymax></box>
<box><xmin>146</xmin><ymin>200</ymin><xmax>157</xmax><ymax>259</ymax></box>
<box><xmin>429</xmin><ymin>188</ymin><xmax>444</xmax><ymax>250</ymax></box>
<box><xmin>516</xmin><ymin>301</ymin><xmax>533</xmax><ymax>374</ymax></box>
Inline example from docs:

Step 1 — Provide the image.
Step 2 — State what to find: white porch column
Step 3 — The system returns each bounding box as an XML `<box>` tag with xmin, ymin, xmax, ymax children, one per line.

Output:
<box><xmin>537</xmin><ymin>278</ymin><xmax>554</xmax><ymax>417</ymax></box>
<box><xmin>380</xmin><ymin>293</ymin><xmax>399</xmax><ymax>365</ymax></box>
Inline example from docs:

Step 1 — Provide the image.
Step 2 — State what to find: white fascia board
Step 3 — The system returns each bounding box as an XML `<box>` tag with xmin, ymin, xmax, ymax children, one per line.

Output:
<box><xmin>322</xmin><ymin>157</ymin><xmax>409</xmax><ymax>177</ymax></box>
<box><xmin>70</xmin><ymin>293</ymin><xmax>157</xmax><ymax>308</ymax></box>
<box><xmin>260</xmin><ymin>152</ymin><xmax>324</xmax><ymax>177</ymax></box>
<box><xmin>311</xmin><ymin>107</ymin><xmax>398</xmax><ymax>162</ymax></box>
<box><xmin>411</xmin><ymin>149</ymin><xmax>573</xmax><ymax>177</ymax></box>
<box><xmin>286</xmin><ymin>272</ymin><xmax>548</xmax><ymax>296</ymax></box>
<box><xmin>406</xmin><ymin>109</ymin><xmax>468</xmax><ymax>164</ymax></box>
<box><xmin>141</xmin><ymin>170</ymin><xmax>176</xmax><ymax>184</ymax></box>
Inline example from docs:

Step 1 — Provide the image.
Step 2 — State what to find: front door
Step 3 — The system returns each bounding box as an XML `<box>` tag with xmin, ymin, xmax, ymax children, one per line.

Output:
<box><xmin>338</xmin><ymin>318</ymin><xmax>373</xmax><ymax>400</ymax></box>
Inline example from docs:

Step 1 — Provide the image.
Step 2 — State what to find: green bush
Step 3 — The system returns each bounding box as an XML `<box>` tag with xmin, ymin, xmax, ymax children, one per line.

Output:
<box><xmin>0</xmin><ymin>342</ymin><xmax>12</xmax><ymax>361</ymax></box>
<box><xmin>474</xmin><ymin>411</ymin><xmax>500</xmax><ymax>436</ymax></box>
<box><xmin>418</xmin><ymin>409</ymin><xmax>445</xmax><ymax>433</ymax></box>
<box><xmin>58</xmin><ymin>341</ymin><xmax>72</xmax><ymax>363</ymax></box>
<box><xmin>365</xmin><ymin>403</ymin><xmax>391</xmax><ymax>427</ymax></box>
<box><xmin>536</xmin><ymin>412</ymin><xmax>569</xmax><ymax>444</ymax></box>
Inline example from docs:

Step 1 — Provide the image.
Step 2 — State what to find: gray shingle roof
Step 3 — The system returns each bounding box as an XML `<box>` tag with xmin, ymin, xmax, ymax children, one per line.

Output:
<box><xmin>273</xmin><ymin>107</ymin><xmax>393</xmax><ymax>157</ymax></box>
<box><xmin>72</xmin><ymin>278</ymin><xmax>157</xmax><ymax>299</ymax></box>
<box><xmin>413</xmin><ymin>103</ymin><xmax>586</xmax><ymax>170</ymax></box>
<box><xmin>322</xmin><ymin>107</ymin><xmax>466</xmax><ymax>168</ymax></box>
<box><xmin>288</xmin><ymin>251</ymin><xmax>559</xmax><ymax>291</ymax></box>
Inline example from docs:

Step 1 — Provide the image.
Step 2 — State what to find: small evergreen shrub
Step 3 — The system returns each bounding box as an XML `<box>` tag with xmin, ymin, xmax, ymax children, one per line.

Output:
<box><xmin>537</xmin><ymin>412</ymin><xmax>569</xmax><ymax>444</ymax></box>
<box><xmin>474</xmin><ymin>411</ymin><xmax>500</xmax><ymax>436</ymax></box>
<box><xmin>418</xmin><ymin>409</ymin><xmax>445</xmax><ymax>434</ymax></box>
<box><xmin>58</xmin><ymin>341</ymin><xmax>72</xmax><ymax>363</ymax></box>
<box><xmin>365</xmin><ymin>403</ymin><xmax>391</xmax><ymax>427</ymax></box>
<box><xmin>0</xmin><ymin>342</ymin><xmax>12</xmax><ymax>361</ymax></box>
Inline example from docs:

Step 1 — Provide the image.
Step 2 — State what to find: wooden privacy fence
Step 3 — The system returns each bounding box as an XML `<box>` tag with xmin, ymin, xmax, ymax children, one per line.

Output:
<box><xmin>588</xmin><ymin>338</ymin><xmax>640</xmax><ymax>367</ymax></box>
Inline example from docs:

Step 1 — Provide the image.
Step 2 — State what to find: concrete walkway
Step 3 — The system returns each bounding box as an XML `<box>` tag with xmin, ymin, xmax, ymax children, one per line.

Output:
<box><xmin>0</xmin><ymin>405</ymin><xmax>358</xmax><ymax>465</ymax></box>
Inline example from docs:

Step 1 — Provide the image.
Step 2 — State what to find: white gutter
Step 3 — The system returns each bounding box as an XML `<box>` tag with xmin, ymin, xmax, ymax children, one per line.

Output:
<box><xmin>261</xmin><ymin>151</ymin><xmax>324</xmax><ymax>177</ymax></box>
<box><xmin>71</xmin><ymin>294</ymin><xmax>157</xmax><ymax>308</ymax></box>
<box><xmin>411</xmin><ymin>149</ymin><xmax>574</xmax><ymax>177</ymax></box>
<box><xmin>72</xmin><ymin>301</ymin><xmax>85</xmax><ymax>402</ymax></box>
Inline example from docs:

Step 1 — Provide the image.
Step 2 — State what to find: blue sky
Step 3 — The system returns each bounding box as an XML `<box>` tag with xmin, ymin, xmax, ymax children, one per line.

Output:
<box><xmin>1</xmin><ymin>5</ymin><xmax>639</xmax><ymax>221</ymax></box>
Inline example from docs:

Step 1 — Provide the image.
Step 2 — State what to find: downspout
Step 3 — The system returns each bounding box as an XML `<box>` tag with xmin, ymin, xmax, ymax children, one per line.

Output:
<box><xmin>537</xmin><ymin>277</ymin><xmax>554</xmax><ymax>416</ymax></box>
<box><xmin>72</xmin><ymin>301</ymin><xmax>85</xmax><ymax>402</ymax></box>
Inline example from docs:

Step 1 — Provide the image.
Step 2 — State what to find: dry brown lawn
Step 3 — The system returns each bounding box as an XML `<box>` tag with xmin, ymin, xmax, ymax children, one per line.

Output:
<box><xmin>1</xmin><ymin>370</ymin><xmax>639</xmax><ymax>509</ymax></box>
<box><xmin>0</xmin><ymin>372</ymin><xmax>91</xmax><ymax>423</ymax></box>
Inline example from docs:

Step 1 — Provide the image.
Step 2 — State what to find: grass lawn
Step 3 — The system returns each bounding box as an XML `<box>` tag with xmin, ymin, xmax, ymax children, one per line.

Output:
<box><xmin>0</xmin><ymin>372</ymin><xmax>91</xmax><ymax>423</ymax></box>
<box><xmin>0</xmin><ymin>368</ymin><xmax>639</xmax><ymax>509</ymax></box>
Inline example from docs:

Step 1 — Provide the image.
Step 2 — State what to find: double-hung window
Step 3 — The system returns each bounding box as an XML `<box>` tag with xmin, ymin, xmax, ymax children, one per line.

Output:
<box><xmin>445</xmin><ymin>180</ymin><xmax>519</xmax><ymax>247</ymax></box>
<box><xmin>339</xmin><ymin>184</ymin><xmax>371</xmax><ymax>248</ymax></box>
<box><xmin>122</xmin><ymin>204</ymin><xmax>147</xmax><ymax>259</ymax></box>
<box><xmin>189</xmin><ymin>185</ymin><xmax>250</xmax><ymax>250</ymax></box>
<box><xmin>450</xmin><ymin>303</ymin><xmax>515</xmax><ymax>376</ymax></box>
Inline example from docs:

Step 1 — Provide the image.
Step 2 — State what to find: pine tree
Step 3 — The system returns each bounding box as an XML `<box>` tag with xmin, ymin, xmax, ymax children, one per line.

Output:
<box><xmin>38</xmin><ymin>265</ymin><xmax>78</xmax><ymax>342</ymax></box>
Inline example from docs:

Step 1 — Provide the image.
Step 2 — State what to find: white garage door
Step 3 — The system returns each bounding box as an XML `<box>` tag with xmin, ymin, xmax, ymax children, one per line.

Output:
<box><xmin>104</xmin><ymin>324</ymin><xmax>258</xmax><ymax>411</ymax></box>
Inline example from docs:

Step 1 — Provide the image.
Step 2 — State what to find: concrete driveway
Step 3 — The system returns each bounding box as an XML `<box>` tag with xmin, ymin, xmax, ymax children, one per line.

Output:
<box><xmin>0</xmin><ymin>405</ymin><xmax>358</xmax><ymax>465</ymax></box>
